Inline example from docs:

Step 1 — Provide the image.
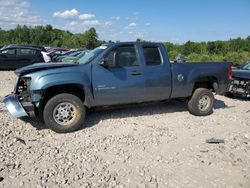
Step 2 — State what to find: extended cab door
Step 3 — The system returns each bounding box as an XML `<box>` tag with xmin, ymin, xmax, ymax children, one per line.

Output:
<box><xmin>92</xmin><ymin>44</ymin><xmax>145</xmax><ymax>106</ymax></box>
<box><xmin>140</xmin><ymin>44</ymin><xmax>172</xmax><ymax>101</ymax></box>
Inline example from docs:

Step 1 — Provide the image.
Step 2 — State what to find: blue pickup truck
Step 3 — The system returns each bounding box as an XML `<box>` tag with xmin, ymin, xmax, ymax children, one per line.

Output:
<box><xmin>4</xmin><ymin>42</ymin><xmax>232</xmax><ymax>133</ymax></box>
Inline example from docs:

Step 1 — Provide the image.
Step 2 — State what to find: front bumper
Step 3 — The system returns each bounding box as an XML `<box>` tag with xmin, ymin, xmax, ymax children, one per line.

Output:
<box><xmin>3</xmin><ymin>94</ymin><xmax>30</xmax><ymax>118</ymax></box>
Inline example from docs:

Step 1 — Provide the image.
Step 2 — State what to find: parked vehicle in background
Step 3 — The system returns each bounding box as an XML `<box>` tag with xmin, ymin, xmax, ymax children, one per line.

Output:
<box><xmin>41</xmin><ymin>51</ymin><xmax>51</xmax><ymax>63</ymax></box>
<box><xmin>2</xmin><ymin>44</ymin><xmax>46</xmax><ymax>52</ymax></box>
<box><xmin>47</xmin><ymin>48</ymin><xmax>69</xmax><ymax>61</ymax></box>
<box><xmin>0</xmin><ymin>45</ymin><xmax>45</xmax><ymax>70</ymax></box>
<box><xmin>61</xmin><ymin>51</ymin><xmax>86</xmax><ymax>63</ymax></box>
<box><xmin>44</xmin><ymin>46</ymin><xmax>55</xmax><ymax>51</ymax></box>
<box><xmin>4</xmin><ymin>42</ymin><xmax>231</xmax><ymax>133</ymax></box>
<box><xmin>47</xmin><ymin>47</ymin><xmax>69</xmax><ymax>54</ymax></box>
<box><xmin>174</xmin><ymin>55</ymin><xmax>187</xmax><ymax>63</ymax></box>
<box><xmin>227</xmin><ymin>61</ymin><xmax>250</xmax><ymax>98</ymax></box>
<box><xmin>53</xmin><ymin>50</ymin><xmax>83</xmax><ymax>62</ymax></box>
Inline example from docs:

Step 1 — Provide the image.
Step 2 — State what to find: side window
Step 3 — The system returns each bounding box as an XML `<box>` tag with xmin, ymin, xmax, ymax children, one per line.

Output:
<box><xmin>1</xmin><ymin>48</ymin><xmax>16</xmax><ymax>55</ymax></box>
<box><xmin>111</xmin><ymin>45</ymin><xmax>138</xmax><ymax>67</ymax></box>
<box><xmin>55</xmin><ymin>51</ymin><xmax>65</xmax><ymax>55</ymax></box>
<box><xmin>18</xmin><ymin>49</ymin><xmax>36</xmax><ymax>55</ymax></box>
<box><xmin>143</xmin><ymin>46</ymin><xmax>162</xmax><ymax>66</ymax></box>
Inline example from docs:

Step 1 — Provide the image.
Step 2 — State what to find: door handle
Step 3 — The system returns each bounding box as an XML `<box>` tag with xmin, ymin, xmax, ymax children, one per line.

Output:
<box><xmin>131</xmin><ymin>70</ymin><xmax>142</xmax><ymax>76</ymax></box>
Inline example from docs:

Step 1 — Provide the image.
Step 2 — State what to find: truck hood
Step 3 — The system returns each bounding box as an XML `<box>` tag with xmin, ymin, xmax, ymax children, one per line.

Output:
<box><xmin>233</xmin><ymin>69</ymin><xmax>250</xmax><ymax>79</ymax></box>
<box><xmin>15</xmin><ymin>62</ymin><xmax>78</xmax><ymax>76</ymax></box>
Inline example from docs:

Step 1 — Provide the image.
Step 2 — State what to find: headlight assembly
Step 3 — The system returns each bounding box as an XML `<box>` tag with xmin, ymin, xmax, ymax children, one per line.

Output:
<box><xmin>16</xmin><ymin>77</ymin><xmax>31</xmax><ymax>94</ymax></box>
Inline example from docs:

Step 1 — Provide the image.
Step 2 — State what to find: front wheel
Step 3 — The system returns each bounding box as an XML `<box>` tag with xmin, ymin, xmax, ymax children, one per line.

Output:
<box><xmin>43</xmin><ymin>93</ymin><xmax>86</xmax><ymax>133</ymax></box>
<box><xmin>188</xmin><ymin>88</ymin><xmax>214</xmax><ymax>116</ymax></box>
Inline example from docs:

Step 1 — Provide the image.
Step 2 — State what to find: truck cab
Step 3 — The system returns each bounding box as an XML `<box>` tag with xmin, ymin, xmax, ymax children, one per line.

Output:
<box><xmin>91</xmin><ymin>42</ymin><xmax>172</xmax><ymax>105</ymax></box>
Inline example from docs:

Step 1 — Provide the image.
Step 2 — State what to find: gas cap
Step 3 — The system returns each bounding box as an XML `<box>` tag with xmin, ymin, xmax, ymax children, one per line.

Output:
<box><xmin>177</xmin><ymin>74</ymin><xmax>184</xmax><ymax>82</ymax></box>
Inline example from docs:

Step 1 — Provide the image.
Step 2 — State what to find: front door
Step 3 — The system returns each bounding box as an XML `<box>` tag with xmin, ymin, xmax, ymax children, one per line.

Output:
<box><xmin>92</xmin><ymin>44</ymin><xmax>145</xmax><ymax>106</ymax></box>
<box><xmin>0</xmin><ymin>48</ymin><xmax>17</xmax><ymax>69</ymax></box>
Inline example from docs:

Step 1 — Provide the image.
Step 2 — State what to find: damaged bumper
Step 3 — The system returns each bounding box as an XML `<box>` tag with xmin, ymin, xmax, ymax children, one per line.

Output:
<box><xmin>3</xmin><ymin>94</ymin><xmax>34</xmax><ymax>118</ymax></box>
<box><xmin>228</xmin><ymin>78</ymin><xmax>250</xmax><ymax>97</ymax></box>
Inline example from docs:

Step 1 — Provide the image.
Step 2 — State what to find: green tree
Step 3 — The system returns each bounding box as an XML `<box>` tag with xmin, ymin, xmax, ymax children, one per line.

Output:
<box><xmin>84</xmin><ymin>28</ymin><xmax>100</xmax><ymax>49</ymax></box>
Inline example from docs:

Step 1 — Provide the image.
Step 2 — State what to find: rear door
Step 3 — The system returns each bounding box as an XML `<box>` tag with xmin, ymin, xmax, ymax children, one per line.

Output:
<box><xmin>16</xmin><ymin>48</ymin><xmax>37</xmax><ymax>68</ymax></box>
<box><xmin>92</xmin><ymin>44</ymin><xmax>146</xmax><ymax>106</ymax></box>
<box><xmin>140</xmin><ymin>44</ymin><xmax>172</xmax><ymax>101</ymax></box>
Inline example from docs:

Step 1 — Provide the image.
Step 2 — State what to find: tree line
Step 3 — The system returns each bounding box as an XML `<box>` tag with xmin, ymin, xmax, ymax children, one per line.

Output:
<box><xmin>164</xmin><ymin>37</ymin><xmax>250</xmax><ymax>65</ymax></box>
<box><xmin>0</xmin><ymin>25</ymin><xmax>103</xmax><ymax>50</ymax></box>
<box><xmin>0</xmin><ymin>25</ymin><xmax>249</xmax><ymax>65</ymax></box>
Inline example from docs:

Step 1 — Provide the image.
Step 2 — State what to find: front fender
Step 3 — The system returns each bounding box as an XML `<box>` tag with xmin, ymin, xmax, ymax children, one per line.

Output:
<box><xmin>28</xmin><ymin>71</ymin><xmax>94</xmax><ymax>107</ymax></box>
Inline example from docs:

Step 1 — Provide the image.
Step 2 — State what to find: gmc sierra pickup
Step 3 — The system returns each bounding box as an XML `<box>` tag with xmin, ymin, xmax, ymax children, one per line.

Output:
<box><xmin>4</xmin><ymin>42</ymin><xmax>232</xmax><ymax>133</ymax></box>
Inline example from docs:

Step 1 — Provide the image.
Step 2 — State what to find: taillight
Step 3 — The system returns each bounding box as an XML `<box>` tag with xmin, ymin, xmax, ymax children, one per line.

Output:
<box><xmin>228</xmin><ymin>66</ymin><xmax>232</xmax><ymax>80</ymax></box>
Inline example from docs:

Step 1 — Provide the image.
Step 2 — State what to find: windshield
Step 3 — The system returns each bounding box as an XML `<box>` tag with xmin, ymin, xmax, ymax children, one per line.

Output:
<box><xmin>242</xmin><ymin>62</ymin><xmax>250</xmax><ymax>70</ymax></box>
<box><xmin>78</xmin><ymin>46</ymin><xmax>107</xmax><ymax>64</ymax></box>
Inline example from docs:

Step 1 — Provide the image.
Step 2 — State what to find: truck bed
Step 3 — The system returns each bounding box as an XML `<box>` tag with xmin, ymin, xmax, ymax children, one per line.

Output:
<box><xmin>170</xmin><ymin>62</ymin><xmax>231</xmax><ymax>98</ymax></box>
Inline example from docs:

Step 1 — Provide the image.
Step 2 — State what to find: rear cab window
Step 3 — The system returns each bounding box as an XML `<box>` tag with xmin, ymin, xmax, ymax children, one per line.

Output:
<box><xmin>142</xmin><ymin>46</ymin><xmax>162</xmax><ymax>66</ymax></box>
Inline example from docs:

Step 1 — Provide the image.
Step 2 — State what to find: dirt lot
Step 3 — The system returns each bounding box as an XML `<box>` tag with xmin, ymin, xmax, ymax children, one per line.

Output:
<box><xmin>0</xmin><ymin>71</ymin><xmax>249</xmax><ymax>188</ymax></box>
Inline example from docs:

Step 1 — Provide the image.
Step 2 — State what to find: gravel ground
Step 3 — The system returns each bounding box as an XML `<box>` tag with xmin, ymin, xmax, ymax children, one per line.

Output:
<box><xmin>0</xmin><ymin>71</ymin><xmax>250</xmax><ymax>188</ymax></box>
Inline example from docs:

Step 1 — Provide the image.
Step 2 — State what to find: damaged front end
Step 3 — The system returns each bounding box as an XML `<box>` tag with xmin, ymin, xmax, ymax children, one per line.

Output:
<box><xmin>228</xmin><ymin>77</ymin><xmax>250</xmax><ymax>98</ymax></box>
<box><xmin>4</xmin><ymin>76</ymin><xmax>35</xmax><ymax>118</ymax></box>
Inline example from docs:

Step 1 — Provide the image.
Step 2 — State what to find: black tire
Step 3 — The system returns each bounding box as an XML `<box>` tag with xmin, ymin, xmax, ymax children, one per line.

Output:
<box><xmin>225</xmin><ymin>92</ymin><xmax>234</xmax><ymax>98</ymax></box>
<box><xmin>188</xmin><ymin>88</ymin><xmax>214</xmax><ymax>116</ymax></box>
<box><xmin>43</xmin><ymin>93</ymin><xmax>86</xmax><ymax>133</ymax></box>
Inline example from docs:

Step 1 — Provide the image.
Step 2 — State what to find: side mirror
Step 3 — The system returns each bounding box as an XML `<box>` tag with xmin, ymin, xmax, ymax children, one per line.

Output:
<box><xmin>100</xmin><ymin>51</ymin><xmax>116</xmax><ymax>68</ymax></box>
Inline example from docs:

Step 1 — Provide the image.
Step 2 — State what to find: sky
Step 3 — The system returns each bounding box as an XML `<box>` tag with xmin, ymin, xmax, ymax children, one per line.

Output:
<box><xmin>0</xmin><ymin>0</ymin><xmax>249</xmax><ymax>43</ymax></box>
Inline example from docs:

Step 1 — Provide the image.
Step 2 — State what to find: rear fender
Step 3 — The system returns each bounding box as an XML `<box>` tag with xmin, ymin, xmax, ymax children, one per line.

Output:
<box><xmin>189</xmin><ymin>76</ymin><xmax>219</xmax><ymax>94</ymax></box>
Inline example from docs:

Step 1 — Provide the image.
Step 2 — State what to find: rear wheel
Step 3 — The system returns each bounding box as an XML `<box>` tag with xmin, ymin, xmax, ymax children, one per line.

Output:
<box><xmin>188</xmin><ymin>88</ymin><xmax>214</xmax><ymax>116</ymax></box>
<box><xmin>43</xmin><ymin>93</ymin><xmax>85</xmax><ymax>133</ymax></box>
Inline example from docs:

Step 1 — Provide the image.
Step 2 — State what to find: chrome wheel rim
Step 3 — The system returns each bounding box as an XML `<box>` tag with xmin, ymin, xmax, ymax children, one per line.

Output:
<box><xmin>198</xmin><ymin>95</ymin><xmax>211</xmax><ymax>111</ymax></box>
<box><xmin>53</xmin><ymin>102</ymin><xmax>77</xmax><ymax>126</ymax></box>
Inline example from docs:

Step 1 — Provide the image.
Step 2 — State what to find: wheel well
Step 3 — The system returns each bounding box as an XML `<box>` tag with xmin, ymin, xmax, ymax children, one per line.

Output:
<box><xmin>193</xmin><ymin>77</ymin><xmax>218</xmax><ymax>93</ymax></box>
<box><xmin>39</xmin><ymin>84</ymin><xmax>85</xmax><ymax>115</ymax></box>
